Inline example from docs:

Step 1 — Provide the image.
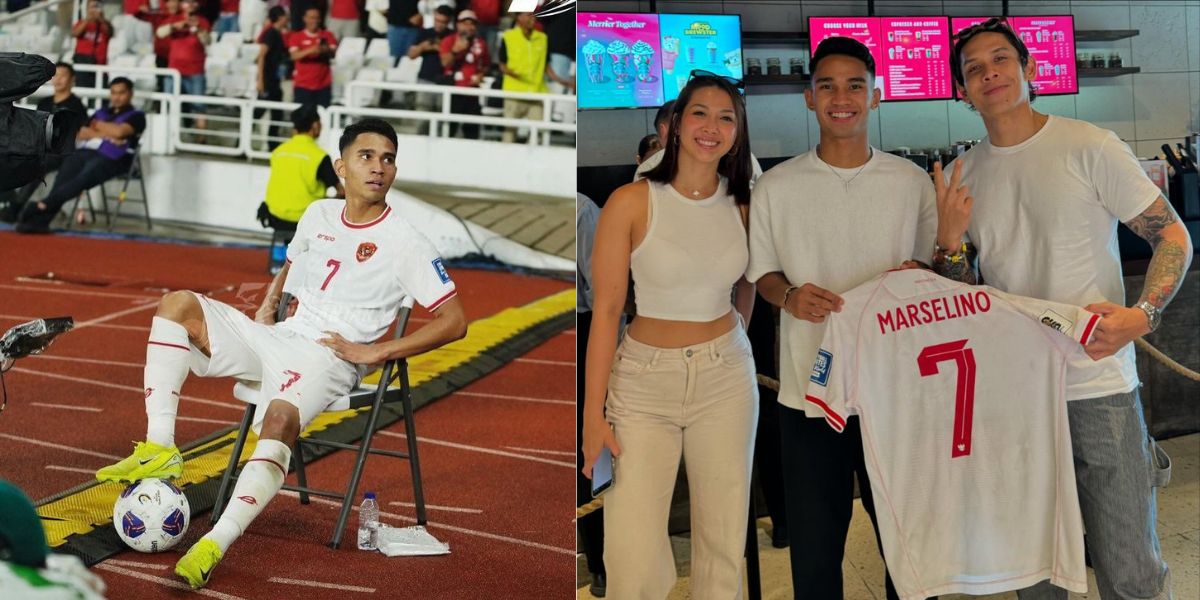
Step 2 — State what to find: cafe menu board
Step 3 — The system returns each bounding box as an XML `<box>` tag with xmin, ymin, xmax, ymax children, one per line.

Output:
<box><xmin>659</xmin><ymin>14</ymin><xmax>744</xmax><ymax>102</ymax></box>
<box><xmin>878</xmin><ymin>17</ymin><xmax>952</xmax><ymax>100</ymax></box>
<box><xmin>808</xmin><ymin>16</ymin><xmax>953</xmax><ymax>101</ymax></box>
<box><xmin>950</xmin><ymin>16</ymin><xmax>1077</xmax><ymax>96</ymax></box>
<box><xmin>577</xmin><ymin>12</ymin><xmax>665</xmax><ymax>109</ymax></box>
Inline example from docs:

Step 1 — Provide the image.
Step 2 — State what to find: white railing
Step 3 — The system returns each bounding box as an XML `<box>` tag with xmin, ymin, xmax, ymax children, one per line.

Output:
<box><xmin>344</xmin><ymin>80</ymin><xmax>577</xmax><ymax>145</ymax></box>
<box><xmin>0</xmin><ymin>0</ymin><xmax>69</xmax><ymax>25</ymax></box>
<box><xmin>14</xmin><ymin>62</ymin><xmax>575</xmax><ymax>159</ymax></box>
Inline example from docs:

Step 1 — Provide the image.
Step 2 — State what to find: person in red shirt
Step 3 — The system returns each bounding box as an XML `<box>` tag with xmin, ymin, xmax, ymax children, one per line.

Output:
<box><xmin>136</xmin><ymin>0</ymin><xmax>182</xmax><ymax>92</ymax></box>
<box><xmin>215</xmin><ymin>0</ymin><xmax>240</xmax><ymax>35</ymax></box>
<box><xmin>288</xmin><ymin>7</ymin><xmax>338</xmax><ymax>107</ymax></box>
<box><xmin>439</xmin><ymin>9</ymin><xmax>488</xmax><ymax>139</ymax></box>
<box><xmin>157</xmin><ymin>0</ymin><xmax>211</xmax><ymax>130</ymax></box>
<box><xmin>72</xmin><ymin>0</ymin><xmax>113</xmax><ymax>89</ymax></box>
<box><xmin>327</xmin><ymin>0</ymin><xmax>360</xmax><ymax>42</ymax></box>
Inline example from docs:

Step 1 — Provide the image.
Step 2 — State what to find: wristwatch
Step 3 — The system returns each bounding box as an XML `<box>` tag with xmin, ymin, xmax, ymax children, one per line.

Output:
<box><xmin>1135</xmin><ymin>301</ymin><xmax>1161</xmax><ymax>332</ymax></box>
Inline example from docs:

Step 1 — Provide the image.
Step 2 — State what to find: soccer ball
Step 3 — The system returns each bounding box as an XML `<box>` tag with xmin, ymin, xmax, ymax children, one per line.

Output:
<box><xmin>113</xmin><ymin>479</ymin><xmax>190</xmax><ymax>553</ymax></box>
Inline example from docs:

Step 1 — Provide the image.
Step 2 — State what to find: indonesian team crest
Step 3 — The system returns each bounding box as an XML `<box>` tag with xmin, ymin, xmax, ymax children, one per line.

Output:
<box><xmin>356</xmin><ymin>242</ymin><xmax>378</xmax><ymax>262</ymax></box>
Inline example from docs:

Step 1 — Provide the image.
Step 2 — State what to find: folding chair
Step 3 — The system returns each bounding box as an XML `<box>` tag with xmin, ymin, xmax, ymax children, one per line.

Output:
<box><xmin>210</xmin><ymin>293</ymin><xmax>427</xmax><ymax>549</ymax></box>
<box><xmin>88</xmin><ymin>146</ymin><xmax>151</xmax><ymax>230</ymax></box>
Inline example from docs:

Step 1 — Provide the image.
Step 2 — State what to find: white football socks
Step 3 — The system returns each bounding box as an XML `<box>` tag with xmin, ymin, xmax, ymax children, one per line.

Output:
<box><xmin>206</xmin><ymin>438</ymin><xmax>292</xmax><ymax>553</ymax></box>
<box><xmin>144</xmin><ymin>317</ymin><xmax>192</xmax><ymax>448</ymax></box>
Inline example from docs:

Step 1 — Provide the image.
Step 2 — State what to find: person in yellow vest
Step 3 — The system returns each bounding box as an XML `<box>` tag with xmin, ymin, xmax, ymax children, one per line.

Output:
<box><xmin>263</xmin><ymin>104</ymin><xmax>344</xmax><ymax>227</ymax></box>
<box><xmin>497</xmin><ymin>12</ymin><xmax>573</xmax><ymax>144</ymax></box>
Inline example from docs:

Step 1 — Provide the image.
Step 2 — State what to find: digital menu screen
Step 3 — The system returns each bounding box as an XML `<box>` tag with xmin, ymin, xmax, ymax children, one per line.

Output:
<box><xmin>950</xmin><ymin>16</ymin><xmax>1077</xmax><ymax>96</ymax></box>
<box><xmin>577</xmin><ymin>12</ymin><xmax>665</xmax><ymax>109</ymax></box>
<box><xmin>809</xmin><ymin>16</ymin><xmax>952</xmax><ymax>101</ymax></box>
<box><xmin>659</xmin><ymin>14</ymin><xmax>743</xmax><ymax>102</ymax></box>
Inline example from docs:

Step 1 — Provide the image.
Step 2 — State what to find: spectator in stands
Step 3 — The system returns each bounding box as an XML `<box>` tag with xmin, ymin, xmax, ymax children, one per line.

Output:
<box><xmin>386</xmin><ymin>0</ymin><xmax>421</xmax><ymax>60</ymax></box>
<box><xmin>136</xmin><ymin>0</ymin><xmax>181</xmax><ymax>93</ymax></box>
<box><xmin>439</xmin><ymin>8</ymin><xmax>488</xmax><ymax>139</ymax></box>
<box><xmin>256</xmin><ymin>6</ymin><xmax>290</xmax><ymax>149</ymax></box>
<box><xmin>635</xmin><ymin>133</ymin><xmax>660</xmax><ymax>165</ymax></box>
<box><xmin>0</xmin><ymin>63</ymin><xmax>88</xmax><ymax>224</ymax></box>
<box><xmin>406</xmin><ymin>3</ymin><xmax>452</xmax><ymax>115</ymax></box>
<box><xmin>327</xmin><ymin>0</ymin><xmax>360</xmax><ymax>41</ymax></box>
<box><xmin>467</xmin><ymin>0</ymin><xmax>498</xmax><ymax>58</ymax></box>
<box><xmin>416</xmin><ymin>0</ymin><xmax>450</xmax><ymax>26</ymax></box>
<box><xmin>15</xmin><ymin>78</ymin><xmax>146</xmax><ymax>234</ymax></box>
<box><xmin>288</xmin><ymin>7</ymin><xmax>338</xmax><ymax>107</ymax></box>
<box><xmin>215</xmin><ymin>0</ymin><xmax>240</xmax><ymax>35</ymax></box>
<box><xmin>497</xmin><ymin>12</ymin><xmax>571</xmax><ymax>143</ymax></box>
<box><xmin>262</xmin><ymin>104</ymin><xmax>343</xmax><ymax>231</ymax></box>
<box><xmin>239</xmin><ymin>0</ymin><xmax>267</xmax><ymax>42</ymax></box>
<box><xmin>289</xmin><ymin>0</ymin><xmax>326</xmax><ymax>32</ymax></box>
<box><xmin>71</xmin><ymin>0</ymin><xmax>113</xmax><ymax>89</ymax></box>
<box><xmin>539</xmin><ymin>4</ymin><xmax>574</xmax><ymax>94</ymax></box>
<box><xmin>159</xmin><ymin>0</ymin><xmax>211</xmax><ymax>132</ymax></box>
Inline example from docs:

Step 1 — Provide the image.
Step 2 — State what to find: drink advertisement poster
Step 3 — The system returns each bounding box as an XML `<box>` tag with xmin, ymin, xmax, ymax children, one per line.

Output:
<box><xmin>577</xmin><ymin>12</ymin><xmax>664</xmax><ymax>109</ymax></box>
<box><xmin>658</xmin><ymin>14</ymin><xmax>743</xmax><ymax>102</ymax></box>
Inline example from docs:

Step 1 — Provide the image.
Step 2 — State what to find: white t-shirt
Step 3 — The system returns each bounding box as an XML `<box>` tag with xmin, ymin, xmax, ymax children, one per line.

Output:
<box><xmin>805</xmin><ymin>269</ymin><xmax>1095</xmax><ymax>600</ymax></box>
<box><xmin>283</xmin><ymin>199</ymin><xmax>458</xmax><ymax>343</ymax></box>
<box><xmin>949</xmin><ymin>115</ymin><xmax>1159</xmax><ymax>400</ymax></box>
<box><xmin>634</xmin><ymin>147</ymin><xmax>764</xmax><ymax>186</ymax></box>
<box><xmin>746</xmin><ymin>149</ymin><xmax>937</xmax><ymax>413</ymax></box>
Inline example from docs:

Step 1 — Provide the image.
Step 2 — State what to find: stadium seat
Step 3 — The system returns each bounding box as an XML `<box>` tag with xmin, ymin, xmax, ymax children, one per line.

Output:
<box><xmin>334</xmin><ymin>36</ymin><xmax>366</xmax><ymax>68</ymax></box>
<box><xmin>364</xmin><ymin>37</ymin><xmax>390</xmax><ymax>59</ymax></box>
<box><xmin>211</xmin><ymin>294</ymin><xmax>427</xmax><ymax>549</ymax></box>
<box><xmin>351</xmin><ymin>68</ymin><xmax>383</xmax><ymax>107</ymax></box>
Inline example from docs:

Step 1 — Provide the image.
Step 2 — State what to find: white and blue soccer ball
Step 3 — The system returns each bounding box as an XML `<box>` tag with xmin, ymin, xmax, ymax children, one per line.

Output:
<box><xmin>113</xmin><ymin>478</ymin><xmax>189</xmax><ymax>553</ymax></box>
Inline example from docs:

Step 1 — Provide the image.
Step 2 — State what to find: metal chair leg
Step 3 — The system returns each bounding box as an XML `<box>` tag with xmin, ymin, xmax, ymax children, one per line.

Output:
<box><xmin>293</xmin><ymin>439</ymin><xmax>310</xmax><ymax>504</ymax></box>
<box><xmin>328</xmin><ymin>360</ymin><xmax>395</xmax><ymax>549</ymax></box>
<box><xmin>138</xmin><ymin>171</ymin><xmax>150</xmax><ymax>229</ymax></box>
<box><xmin>212</xmin><ymin>405</ymin><xmax>256</xmax><ymax>524</ymax></box>
<box><xmin>400</xmin><ymin>360</ymin><xmax>427</xmax><ymax>525</ymax></box>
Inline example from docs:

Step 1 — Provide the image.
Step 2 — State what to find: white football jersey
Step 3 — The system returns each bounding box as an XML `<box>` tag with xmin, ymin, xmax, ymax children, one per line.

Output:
<box><xmin>804</xmin><ymin>269</ymin><xmax>1098</xmax><ymax>599</ymax></box>
<box><xmin>282</xmin><ymin>200</ymin><xmax>457</xmax><ymax>343</ymax></box>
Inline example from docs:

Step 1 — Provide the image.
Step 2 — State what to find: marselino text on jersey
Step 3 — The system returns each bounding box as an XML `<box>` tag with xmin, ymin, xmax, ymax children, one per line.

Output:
<box><xmin>876</xmin><ymin>291</ymin><xmax>993</xmax><ymax>335</ymax></box>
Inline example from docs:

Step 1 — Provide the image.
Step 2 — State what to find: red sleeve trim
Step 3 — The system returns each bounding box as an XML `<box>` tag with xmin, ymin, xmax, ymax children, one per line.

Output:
<box><xmin>425</xmin><ymin>289</ymin><xmax>457</xmax><ymax>312</ymax></box>
<box><xmin>148</xmin><ymin>341</ymin><xmax>190</xmax><ymax>352</ymax></box>
<box><xmin>805</xmin><ymin>394</ymin><xmax>846</xmax><ymax>432</ymax></box>
<box><xmin>1078</xmin><ymin>313</ymin><xmax>1100</xmax><ymax>344</ymax></box>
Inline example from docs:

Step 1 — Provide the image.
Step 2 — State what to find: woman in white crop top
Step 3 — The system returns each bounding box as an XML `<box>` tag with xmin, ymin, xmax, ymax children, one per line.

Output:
<box><xmin>582</xmin><ymin>75</ymin><xmax>759</xmax><ymax>600</ymax></box>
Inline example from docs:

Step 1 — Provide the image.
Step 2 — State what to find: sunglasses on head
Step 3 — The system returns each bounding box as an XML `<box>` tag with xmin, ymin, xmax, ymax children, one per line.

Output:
<box><xmin>953</xmin><ymin>17</ymin><xmax>1012</xmax><ymax>41</ymax></box>
<box><xmin>688</xmin><ymin>69</ymin><xmax>746</xmax><ymax>94</ymax></box>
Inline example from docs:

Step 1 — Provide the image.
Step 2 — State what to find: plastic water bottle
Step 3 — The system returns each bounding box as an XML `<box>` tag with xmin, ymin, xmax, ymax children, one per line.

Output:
<box><xmin>357</xmin><ymin>492</ymin><xmax>380</xmax><ymax>550</ymax></box>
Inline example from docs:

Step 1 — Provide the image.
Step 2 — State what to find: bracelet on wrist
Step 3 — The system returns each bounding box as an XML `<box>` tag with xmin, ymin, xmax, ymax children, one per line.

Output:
<box><xmin>782</xmin><ymin>285</ymin><xmax>800</xmax><ymax>308</ymax></box>
<box><xmin>934</xmin><ymin>240</ymin><xmax>967</xmax><ymax>264</ymax></box>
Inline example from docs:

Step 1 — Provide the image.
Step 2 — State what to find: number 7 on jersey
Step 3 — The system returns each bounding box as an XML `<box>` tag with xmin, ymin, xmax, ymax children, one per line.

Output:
<box><xmin>917</xmin><ymin>339</ymin><xmax>977</xmax><ymax>458</ymax></box>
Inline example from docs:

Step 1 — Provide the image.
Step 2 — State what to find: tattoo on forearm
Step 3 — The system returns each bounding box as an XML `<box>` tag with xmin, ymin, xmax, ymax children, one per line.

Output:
<box><xmin>932</xmin><ymin>244</ymin><xmax>979</xmax><ymax>285</ymax></box>
<box><xmin>1140</xmin><ymin>240</ymin><xmax>1190</xmax><ymax>310</ymax></box>
<box><xmin>1125</xmin><ymin>197</ymin><xmax>1179</xmax><ymax>247</ymax></box>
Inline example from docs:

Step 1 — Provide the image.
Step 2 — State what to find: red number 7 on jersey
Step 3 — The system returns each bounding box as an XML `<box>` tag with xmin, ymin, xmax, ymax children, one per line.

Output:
<box><xmin>320</xmin><ymin>259</ymin><xmax>341</xmax><ymax>291</ymax></box>
<box><xmin>917</xmin><ymin>339</ymin><xmax>977</xmax><ymax>458</ymax></box>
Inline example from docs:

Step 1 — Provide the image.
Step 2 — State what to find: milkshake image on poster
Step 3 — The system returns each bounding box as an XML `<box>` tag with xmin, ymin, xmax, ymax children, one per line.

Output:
<box><xmin>608</xmin><ymin>39</ymin><xmax>632</xmax><ymax>83</ymax></box>
<box><xmin>632</xmin><ymin>40</ymin><xmax>656</xmax><ymax>82</ymax></box>
<box><xmin>724</xmin><ymin>49</ymin><xmax>742</xmax><ymax>79</ymax></box>
<box><xmin>662</xmin><ymin>36</ymin><xmax>680</xmax><ymax>75</ymax></box>
<box><xmin>582</xmin><ymin>39</ymin><xmax>606</xmax><ymax>83</ymax></box>
<box><xmin>706</xmin><ymin>41</ymin><xmax>718</xmax><ymax>63</ymax></box>
<box><xmin>686</xmin><ymin>43</ymin><xmax>695</xmax><ymax>63</ymax></box>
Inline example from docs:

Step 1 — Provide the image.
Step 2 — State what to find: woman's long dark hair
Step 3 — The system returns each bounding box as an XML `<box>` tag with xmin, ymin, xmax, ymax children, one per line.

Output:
<box><xmin>644</xmin><ymin>77</ymin><xmax>753</xmax><ymax>205</ymax></box>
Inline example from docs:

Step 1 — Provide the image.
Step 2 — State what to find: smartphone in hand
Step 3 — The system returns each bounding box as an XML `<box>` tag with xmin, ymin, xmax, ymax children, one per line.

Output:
<box><xmin>590</xmin><ymin>446</ymin><xmax>614</xmax><ymax>498</ymax></box>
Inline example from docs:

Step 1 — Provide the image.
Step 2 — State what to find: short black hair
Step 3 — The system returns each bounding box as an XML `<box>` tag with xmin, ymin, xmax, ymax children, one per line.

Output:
<box><xmin>653</xmin><ymin>100</ymin><xmax>675</xmax><ymax>134</ymax></box>
<box><xmin>637</xmin><ymin>133</ymin><xmax>660</xmax><ymax>163</ymax></box>
<box><xmin>54</xmin><ymin>61</ymin><xmax>75</xmax><ymax>78</ymax></box>
<box><xmin>810</xmin><ymin>36</ymin><xmax>875</xmax><ymax>79</ymax></box>
<box><xmin>110</xmin><ymin>77</ymin><xmax>134</xmax><ymax>92</ymax></box>
<box><xmin>339</xmin><ymin>118</ymin><xmax>398</xmax><ymax>154</ymax></box>
<box><xmin>291</xmin><ymin>104</ymin><xmax>320</xmax><ymax>132</ymax></box>
<box><xmin>268</xmin><ymin>6</ymin><xmax>286</xmax><ymax>21</ymax></box>
<box><xmin>434</xmin><ymin>4</ymin><xmax>454</xmax><ymax>18</ymax></box>
<box><xmin>950</xmin><ymin>17</ymin><xmax>1037</xmax><ymax>107</ymax></box>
